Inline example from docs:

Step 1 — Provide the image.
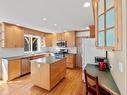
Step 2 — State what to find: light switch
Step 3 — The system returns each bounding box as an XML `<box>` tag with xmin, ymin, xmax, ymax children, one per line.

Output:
<box><xmin>118</xmin><ymin>62</ymin><xmax>123</xmax><ymax>72</ymax></box>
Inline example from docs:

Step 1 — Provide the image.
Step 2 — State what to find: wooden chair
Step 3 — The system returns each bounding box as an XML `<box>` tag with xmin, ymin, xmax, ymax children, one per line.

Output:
<box><xmin>84</xmin><ymin>69</ymin><xmax>111</xmax><ymax>95</ymax></box>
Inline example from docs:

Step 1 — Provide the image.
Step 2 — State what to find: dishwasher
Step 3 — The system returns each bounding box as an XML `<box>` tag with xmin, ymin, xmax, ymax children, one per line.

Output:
<box><xmin>21</xmin><ymin>58</ymin><xmax>31</xmax><ymax>75</ymax></box>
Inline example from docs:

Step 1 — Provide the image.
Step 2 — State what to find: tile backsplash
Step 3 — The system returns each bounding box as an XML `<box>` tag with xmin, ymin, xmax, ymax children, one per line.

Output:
<box><xmin>0</xmin><ymin>47</ymin><xmax>77</xmax><ymax>58</ymax></box>
<box><xmin>0</xmin><ymin>48</ymin><xmax>24</xmax><ymax>58</ymax></box>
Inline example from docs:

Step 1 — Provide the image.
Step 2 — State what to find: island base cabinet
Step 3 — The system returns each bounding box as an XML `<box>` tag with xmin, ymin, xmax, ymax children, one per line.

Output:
<box><xmin>31</xmin><ymin>58</ymin><xmax>66</xmax><ymax>91</ymax></box>
<box><xmin>50</xmin><ymin>60</ymin><xmax>66</xmax><ymax>89</ymax></box>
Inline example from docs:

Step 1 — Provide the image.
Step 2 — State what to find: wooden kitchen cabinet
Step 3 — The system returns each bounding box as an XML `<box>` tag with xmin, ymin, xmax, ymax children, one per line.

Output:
<box><xmin>7</xmin><ymin>59</ymin><xmax>21</xmax><ymax>81</ymax></box>
<box><xmin>44</xmin><ymin>31</ymin><xmax>76</xmax><ymax>47</ymax></box>
<box><xmin>93</xmin><ymin>0</ymin><xmax>122</xmax><ymax>50</ymax></box>
<box><xmin>45</xmin><ymin>33</ymin><xmax>54</xmax><ymax>47</ymax></box>
<box><xmin>56</xmin><ymin>31</ymin><xmax>76</xmax><ymax>47</ymax></box>
<box><xmin>21</xmin><ymin>58</ymin><xmax>31</xmax><ymax>75</ymax></box>
<box><xmin>0</xmin><ymin>22</ymin><xmax>24</xmax><ymax>48</ymax></box>
<box><xmin>31</xmin><ymin>57</ymin><xmax>66</xmax><ymax>91</ymax></box>
<box><xmin>65</xmin><ymin>32</ymin><xmax>76</xmax><ymax>47</ymax></box>
<box><xmin>56</xmin><ymin>33</ymin><xmax>62</xmax><ymax>41</ymax></box>
<box><xmin>65</xmin><ymin>54</ymin><xmax>76</xmax><ymax>68</ymax></box>
<box><xmin>89</xmin><ymin>25</ymin><xmax>95</xmax><ymax>38</ymax></box>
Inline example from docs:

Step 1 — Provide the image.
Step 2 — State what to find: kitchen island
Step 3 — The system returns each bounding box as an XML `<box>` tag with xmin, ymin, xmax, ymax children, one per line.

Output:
<box><xmin>31</xmin><ymin>56</ymin><xmax>66</xmax><ymax>91</ymax></box>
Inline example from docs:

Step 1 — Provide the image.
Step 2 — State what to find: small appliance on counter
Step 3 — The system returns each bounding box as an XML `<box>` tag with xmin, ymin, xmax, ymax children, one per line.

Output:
<box><xmin>95</xmin><ymin>56</ymin><xmax>109</xmax><ymax>71</ymax></box>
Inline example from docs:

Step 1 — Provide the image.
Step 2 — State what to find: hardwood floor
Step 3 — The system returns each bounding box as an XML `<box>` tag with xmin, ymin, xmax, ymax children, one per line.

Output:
<box><xmin>0</xmin><ymin>68</ymin><xmax>85</xmax><ymax>95</ymax></box>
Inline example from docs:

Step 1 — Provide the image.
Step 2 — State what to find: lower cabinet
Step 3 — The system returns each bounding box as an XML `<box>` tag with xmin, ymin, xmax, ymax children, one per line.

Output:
<box><xmin>2</xmin><ymin>54</ymin><xmax>50</xmax><ymax>81</ymax></box>
<box><xmin>21</xmin><ymin>58</ymin><xmax>31</xmax><ymax>75</ymax></box>
<box><xmin>8</xmin><ymin>59</ymin><xmax>21</xmax><ymax>81</ymax></box>
<box><xmin>65</xmin><ymin>54</ymin><xmax>76</xmax><ymax>68</ymax></box>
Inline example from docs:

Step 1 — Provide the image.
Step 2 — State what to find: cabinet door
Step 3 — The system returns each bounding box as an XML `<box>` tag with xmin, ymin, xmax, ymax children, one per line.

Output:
<box><xmin>8</xmin><ymin>59</ymin><xmax>21</xmax><ymax>80</ymax></box>
<box><xmin>96</xmin><ymin>0</ymin><xmax>118</xmax><ymax>49</ymax></box>
<box><xmin>4</xmin><ymin>25</ymin><xmax>15</xmax><ymax>48</ymax></box>
<box><xmin>45</xmin><ymin>34</ymin><xmax>53</xmax><ymax>47</ymax></box>
<box><xmin>98</xmin><ymin>0</ymin><xmax>104</xmax><ymax>15</ymax></box>
<box><xmin>61</xmin><ymin>32</ymin><xmax>66</xmax><ymax>41</ymax></box>
<box><xmin>106</xmin><ymin>29</ymin><xmax>115</xmax><ymax>47</ymax></box>
<box><xmin>65</xmin><ymin>32</ymin><xmax>76</xmax><ymax>47</ymax></box>
<box><xmin>56</xmin><ymin>33</ymin><xmax>62</xmax><ymax>41</ymax></box>
<box><xmin>21</xmin><ymin>58</ymin><xmax>30</xmax><ymax>75</ymax></box>
<box><xmin>4</xmin><ymin>23</ymin><xmax>24</xmax><ymax>48</ymax></box>
<box><xmin>31</xmin><ymin>62</ymin><xmax>41</xmax><ymax>86</ymax></box>
<box><xmin>15</xmin><ymin>27</ymin><xmax>24</xmax><ymax>48</ymax></box>
<box><xmin>106</xmin><ymin>8</ymin><xmax>115</xmax><ymax>47</ymax></box>
<box><xmin>98</xmin><ymin>31</ymin><xmax>105</xmax><ymax>47</ymax></box>
<box><xmin>65</xmin><ymin>54</ymin><xmax>76</xmax><ymax>68</ymax></box>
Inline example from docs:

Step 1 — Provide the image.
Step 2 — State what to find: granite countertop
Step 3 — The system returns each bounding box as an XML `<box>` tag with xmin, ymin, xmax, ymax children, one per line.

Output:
<box><xmin>31</xmin><ymin>56</ymin><xmax>64</xmax><ymax>64</ymax></box>
<box><xmin>85</xmin><ymin>64</ymin><xmax>121</xmax><ymax>95</ymax></box>
<box><xmin>1</xmin><ymin>52</ymin><xmax>76</xmax><ymax>60</ymax></box>
<box><xmin>2</xmin><ymin>53</ymin><xmax>50</xmax><ymax>60</ymax></box>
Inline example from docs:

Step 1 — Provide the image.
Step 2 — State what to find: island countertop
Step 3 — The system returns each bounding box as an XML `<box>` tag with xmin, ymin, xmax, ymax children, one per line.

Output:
<box><xmin>31</xmin><ymin>56</ymin><xmax>65</xmax><ymax>64</ymax></box>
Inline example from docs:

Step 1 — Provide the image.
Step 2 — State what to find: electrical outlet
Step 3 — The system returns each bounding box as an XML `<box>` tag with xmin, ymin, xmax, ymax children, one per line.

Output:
<box><xmin>118</xmin><ymin>62</ymin><xmax>123</xmax><ymax>72</ymax></box>
<box><xmin>109</xmin><ymin>64</ymin><xmax>113</xmax><ymax>70</ymax></box>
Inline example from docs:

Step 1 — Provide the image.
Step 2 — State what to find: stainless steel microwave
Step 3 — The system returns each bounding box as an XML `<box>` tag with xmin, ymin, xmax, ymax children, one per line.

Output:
<box><xmin>56</xmin><ymin>41</ymin><xmax>67</xmax><ymax>47</ymax></box>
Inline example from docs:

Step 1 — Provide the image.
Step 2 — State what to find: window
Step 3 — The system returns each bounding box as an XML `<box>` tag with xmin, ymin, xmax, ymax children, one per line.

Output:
<box><xmin>24</xmin><ymin>35</ymin><xmax>41</xmax><ymax>52</ymax></box>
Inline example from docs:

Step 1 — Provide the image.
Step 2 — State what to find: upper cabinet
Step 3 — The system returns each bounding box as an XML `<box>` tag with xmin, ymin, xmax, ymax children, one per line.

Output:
<box><xmin>94</xmin><ymin>0</ymin><xmax>122</xmax><ymax>50</ymax></box>
<box><xmin>45</xmin><ymin>33</ymin><xmax>55</xmax><ymax>47</ymax></box>
<box><xmin>0</xmin><ymin>22</ymin><xmax>24</xmax><ymax>48</ymax></box>
<box><xmin>45</xmin><ymin>31</ymin><xmax>76</xmax><ymax>47</ymax></box>
<box><xmin>56</xmin><ymin>32</ymin><xmax>76</xmax><ymax>47</ymax></box>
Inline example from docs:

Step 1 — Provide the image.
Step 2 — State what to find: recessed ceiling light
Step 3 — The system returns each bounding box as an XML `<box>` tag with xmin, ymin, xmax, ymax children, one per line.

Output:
<box><xmin>42</xmin><ymin>18</ymin><xmax>47</xmax><ymax>21</ymax></box>
<box><xmin>54</xmin><ymin>24</ymin><xmax>57</xmax><ymax>26</ymax></box>
<box><xmin>85</xmin><ymin>27</ymin><xmax>89</xmax><ymax>30</ymax></box>
<box><xmin>16</xmin><ymin>24</ymin><xmax>21</xmax><ymax>26</ymax></box>
<box><xmin>83</xmin><ymin>2</ymin><xmax>90</xmax><ymax>8</ymax></box>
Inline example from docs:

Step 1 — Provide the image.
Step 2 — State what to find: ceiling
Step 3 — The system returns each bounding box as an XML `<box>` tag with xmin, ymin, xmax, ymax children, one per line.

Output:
<box><xmin>0</xmin><ymin>0</ymin><xmax>94</xmax><ymax>33</ymax></box>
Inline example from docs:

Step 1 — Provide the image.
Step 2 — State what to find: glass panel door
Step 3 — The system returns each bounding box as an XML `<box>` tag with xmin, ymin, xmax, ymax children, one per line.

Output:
<box><xmin>98</xmin><ymin>31</ymin><xmax>105</xmax><ymax>47</ymax></box>
<box><xmin>106</xmin><ymin>0</ymin><xmax>114</xmax><ymax>10</ymax></box>
<box><xmin>106</xmin><ymin>28</ymin><xmax>115</xmax><ymax>46</ymax></box>
<box><xmin>106</xmin><ymin>9</ymin><xmax>115</xmax><ymax>28</ymax></box>
<box><xmin>98</xmin><ymin>0</ymin><xmax>104</xmax><ymax>15</ymax></box>
<box><xmin>98</xmin><ymin>15</ymin><xmax>104</xmax><ymax>31</ymax></box>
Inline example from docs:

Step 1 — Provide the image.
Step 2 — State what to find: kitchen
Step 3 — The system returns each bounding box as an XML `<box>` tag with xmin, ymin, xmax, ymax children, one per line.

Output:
<box><xmin>0</xmin><ymin>0</ymin><xmax>127</xmax><ymax>95</ymax></box>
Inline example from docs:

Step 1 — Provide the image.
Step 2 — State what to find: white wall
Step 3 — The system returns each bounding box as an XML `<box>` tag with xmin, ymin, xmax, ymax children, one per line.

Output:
<box><xmin>82</xmin><ymin>38</ymin><xmax>105</xmax><ymax>68</ymax></box>
<box><xmin>108</xmin><ymin>0</ymin><xmax>127</xmax><ymax>95</ymax></box>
